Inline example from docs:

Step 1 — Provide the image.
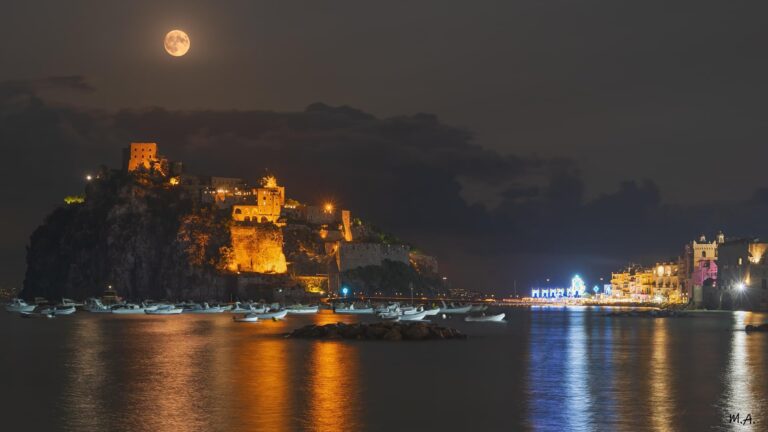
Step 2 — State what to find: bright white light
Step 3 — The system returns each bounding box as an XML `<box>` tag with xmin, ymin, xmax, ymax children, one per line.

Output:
<box><xmin>85</xmin><ymin>175</ymin><xmax>93</xmax><ymax>181</ymax></box>
<box><xmin>736</xmin><ymin>282</ymin><xmax>746</xmax><ymax>291</ymax></box>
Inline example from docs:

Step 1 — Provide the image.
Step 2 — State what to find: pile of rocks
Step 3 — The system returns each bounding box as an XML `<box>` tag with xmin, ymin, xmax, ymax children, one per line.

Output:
<box><xmin>604</xmin><ymin>309</ymin><xmax>689</xmax><ymax>318</ymax></box>
<box><xmin>287</xmin><ymin>321</ymin><xmax>467</xmax><ymax>341</ymax></box>
<box><xmin>745</xmin><ymin>324</ymin><xmax>768</xmax><ymax>332</ymax></box>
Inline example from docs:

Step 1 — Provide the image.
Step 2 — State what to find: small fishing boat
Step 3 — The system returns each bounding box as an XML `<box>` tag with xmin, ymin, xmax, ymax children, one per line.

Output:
<box><xmin>84</xmin><ymin>298</ymin><xmax>112</xmax><ymax>313</ymax></box>
<box><xmin>233</xmin><ymin>314</ymin><xmax>260</xmax><ymax>323</ymax></box>
<box><xmin>440</xmin><ymin>301</ymin><xmax>472</xmax><ymax>314</ymax></box>
<box><xmin>378</xmin><ymin>310</ymin><xmax>401</xmax><ymax>320</ymax></box>
<box><xmin>183</xmin><ymin>303</ymin><xmax>226</xmax><ymax>314</ymax></box>
<box><xmin>111</xmin><ymin>304</ymin><xmax>146</xmax><ymax>314</ymax></box>
<box><xmin>399</xmin><ymin>310</ymin><xmax>428</xmax><ymax>321</ymax></box>
<box><xmin>464</xmin><ymin>313</ymin><xmax>506</xmax><ymax>322</ymax></box>
<box><xmin>39</xmin><ymin>305</ymin><xmax>77</xmax><ymax>315</ymax></box>
<box><xmin>334</xmin><ymin>304</ymin><xmax>374</xmax><ymax>314</ymax></box>
<box><xmin>286</xmin><ymin>305</ymin><xmax>319</xmax><ymax>314</ymax></box>
<box><xmin>241</xmin><ymin>309</ymin><xmax>288</xmax><ymax>320</ymax></box>
<box><xmin>5</xmin><ymin>298</ymin><xmax>36</xmax><ymax>313</ymax></box>
<box><xmin>423</xmin><ymin>307</ymin><xmax>441</xmax><ymax>316</ymax></box>
<box><xmin>145</xmin><ymin>305</ymin><xmax>183</xmax><ymax>315</ymax></box>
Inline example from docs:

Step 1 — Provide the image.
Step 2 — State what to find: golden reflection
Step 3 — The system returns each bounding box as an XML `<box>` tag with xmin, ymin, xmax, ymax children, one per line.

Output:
<box><xmin>233</xmin><ymin>337</ymin><xmax>291</xmax><ymax>431</ymax></box>
<box><xmin>125</xmin><ymin>317</ymin><xmax>210</xmax><ymax>432</ymax></box>
<box><xmin>649</xmin><ymin>319</ymin><xmax>673</xmax><ymax>432</ymax></box>
<box><xmin>724</xmin><ymin>311</ymin><xmax>767</xmax><ymax>423</ymax></box>
<box><xmin>64</xmin><ymin>317</ymin><xmax>107</xmax><ymax>432</ymax></box>
<box><xmin>308</xmin><ymin>341</ymin><xmax>361</xmax><ymax>432</ymax></box>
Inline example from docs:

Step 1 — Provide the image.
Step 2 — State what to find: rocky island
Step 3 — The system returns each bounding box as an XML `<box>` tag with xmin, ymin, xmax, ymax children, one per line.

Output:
<box><xmin>22</xmin><ymin>143</ymin><xmax>444</xmax><ymax>302</ymax></box>
<box><xmin>288</xmin><ymin>321</ymin><xmax>467</xmax><ymax>341</ymax></box>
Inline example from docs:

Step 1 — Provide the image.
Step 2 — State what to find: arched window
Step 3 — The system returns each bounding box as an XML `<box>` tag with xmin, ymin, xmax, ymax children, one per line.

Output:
<box><xmin>261</xmin><ymin>217</ymin><xmax>268</xmax><ymax>223</ymax></box>
<box><xmin>234</xmin><ymin>208</ymin><xmax>242</xmax><ymax>215</ymax></box>
<box><xmin>701</xmin><ymin>250</ymin><xmax>706</xmax><ymax>258</ymax></box>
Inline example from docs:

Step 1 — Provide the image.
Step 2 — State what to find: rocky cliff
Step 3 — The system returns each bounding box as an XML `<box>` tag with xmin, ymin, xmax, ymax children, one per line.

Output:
<box><xmin>23</xmin><ymin>170</ymin><xmax>233</xmax><ymax>301</ymax></box>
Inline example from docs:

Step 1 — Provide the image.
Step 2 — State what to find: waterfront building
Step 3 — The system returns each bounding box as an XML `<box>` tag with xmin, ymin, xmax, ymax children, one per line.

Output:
<box><xmin>681</xmin><ymin>232</ymin><xmax>724</xmax><ymax>301</ymax></box>
<box><xmin>610</xmin><ymin>263</ymin><xmax>685</xmax><ymax>303</ymax></box>
<box><xmin>711</xmin><ymin>238</ymin><xmax>768</xmax><ymax>311</ymax></box>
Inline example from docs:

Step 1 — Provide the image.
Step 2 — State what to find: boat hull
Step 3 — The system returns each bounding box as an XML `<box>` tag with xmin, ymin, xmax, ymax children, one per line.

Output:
<box><xmin>334</xmin><ymin>308</ymin><xmax>374</xmax><ymax>315</ymax></box>
<box><xmin>399</xmin><ymin>311</ymin><xmax>428</xmax><ymax>321</ymax></box>
<box><xmin>465</xmin><ymin>313</ymin><xmax>506</xmax><ymax>322</ymax></box>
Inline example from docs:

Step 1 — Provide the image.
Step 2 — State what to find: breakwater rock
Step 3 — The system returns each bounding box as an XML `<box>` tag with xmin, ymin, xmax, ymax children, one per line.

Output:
<box><xmin>745</xmin><ymin>324</ymin><xmax>768</xmax><ymax>332</ymax></box>
<box><xmin>288</xmin><ymin>321</ymin><xmax>467</xmax><ymax>341</ymax></box>
<box><xmin>604</xmin><ymin>309</ymin><xmax>689</xmax><ymax>318</ymax></box>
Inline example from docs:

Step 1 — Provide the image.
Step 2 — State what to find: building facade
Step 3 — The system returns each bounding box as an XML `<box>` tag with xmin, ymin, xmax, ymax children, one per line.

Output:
<box><xmin>713</xmin><ymin>238</ymin><xmax>768</xmax><ymax>311</ymax></box>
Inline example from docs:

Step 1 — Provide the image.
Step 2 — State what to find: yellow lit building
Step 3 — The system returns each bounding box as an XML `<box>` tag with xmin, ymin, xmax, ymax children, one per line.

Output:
<box><xmin>231</xmin><ymin>176</ymin><xmax>285</xmax><ymax>224</ymax></box>
<box><xmin>610</xmin><ymin>262</ymin><xmax>685</xmax><ymax>303</ymax></box>
<box><xmin>123</xmin><ymin>142</ymin><xmax>168</xmax><ymax>174</ymax></box>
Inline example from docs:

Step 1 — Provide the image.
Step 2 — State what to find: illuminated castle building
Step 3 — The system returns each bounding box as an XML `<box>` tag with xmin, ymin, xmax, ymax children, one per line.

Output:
<box><xmin>123</xmin><ymin>142</ymin><xmax>171</xmax><ymax>175</ymax></box>
<box><xmin>231</xmin><ymin>176</ymin><xmax>286</xmax><ymax>224</ymax></box>
<box><xmin>680</xmin><ymin>232</ymin><xmax>724</xmax><ymax>305</ymax></box>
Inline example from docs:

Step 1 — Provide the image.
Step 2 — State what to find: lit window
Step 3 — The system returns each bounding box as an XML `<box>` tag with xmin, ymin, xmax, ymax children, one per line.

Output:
<box><xmin>738</xmin><ymin>257</ymin><xmax>743</xmax><ymax>265</ymax></box>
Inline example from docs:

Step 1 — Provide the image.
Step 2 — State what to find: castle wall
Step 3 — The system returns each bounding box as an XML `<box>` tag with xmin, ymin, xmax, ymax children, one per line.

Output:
<box><xmin>337</xmin><ymin>243</ymin><xmax>410</xmax><ymax>272</ymax></box>
<box><xmin>228</xmin><ymin>225</ymin><xmax>287</xmax><ymax>273</ymax></box>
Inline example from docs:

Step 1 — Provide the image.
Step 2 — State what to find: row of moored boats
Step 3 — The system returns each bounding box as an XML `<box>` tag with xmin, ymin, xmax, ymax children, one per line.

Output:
<box><xmin>5</xmin><ymin>298</ymin><xmax>505</xmax><ymax>322</ymax></box>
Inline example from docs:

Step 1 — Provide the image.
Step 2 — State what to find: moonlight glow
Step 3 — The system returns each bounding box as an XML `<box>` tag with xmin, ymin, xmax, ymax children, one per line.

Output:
<box><xmin>164</xmin><ymin>30</ymin><xmax>190</xmax><ymax>57</ymax></box>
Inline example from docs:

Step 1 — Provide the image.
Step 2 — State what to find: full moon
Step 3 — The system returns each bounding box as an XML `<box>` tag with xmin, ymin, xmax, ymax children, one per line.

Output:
<box><xmin>164</xmin><ymin>30</ymin><xmax>190</xmax><ymax>57</ymax></box>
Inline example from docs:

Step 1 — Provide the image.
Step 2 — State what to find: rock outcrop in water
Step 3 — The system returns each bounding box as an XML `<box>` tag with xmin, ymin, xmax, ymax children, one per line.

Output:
<box><xmin>287</xmin><ymin>321</ymin><xmax>467</xmax><ymax>341</ymax></box>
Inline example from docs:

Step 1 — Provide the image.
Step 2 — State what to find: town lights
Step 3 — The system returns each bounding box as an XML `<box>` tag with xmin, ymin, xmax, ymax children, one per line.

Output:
<box><xmin>323</xmin><ymin>202</ymin><xmax>334</xmax><ymax>214</ymax></box>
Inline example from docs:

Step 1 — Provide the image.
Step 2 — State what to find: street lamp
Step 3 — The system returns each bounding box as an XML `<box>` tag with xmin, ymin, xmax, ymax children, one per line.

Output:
<box><xmin>736</xmin><ymin>282</ymin><xmax>746</xmax><ymax>291</ymax></box>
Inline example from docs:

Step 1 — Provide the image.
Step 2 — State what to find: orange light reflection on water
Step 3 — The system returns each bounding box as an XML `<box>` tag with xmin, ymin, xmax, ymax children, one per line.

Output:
<box><xmin>307</xmin><ymin>340</ymin><xmax>361</xmax><ymax>432</ymax></box>
<box><xmin>649</xmin><ymin>319</ymin><xmax>674</xmax><ymax>432</ymax></box>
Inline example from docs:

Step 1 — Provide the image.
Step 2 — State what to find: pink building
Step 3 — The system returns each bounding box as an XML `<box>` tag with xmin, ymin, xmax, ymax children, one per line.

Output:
<box><xmin>691</xmin><ymin>260</ymin><xmax>717</xmax><ymax>287</ymax></box>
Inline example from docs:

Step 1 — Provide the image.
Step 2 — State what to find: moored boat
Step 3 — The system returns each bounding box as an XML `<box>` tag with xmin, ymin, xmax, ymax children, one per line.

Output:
<box><xmin>248</xmin><ymin>309</ymin><xmax>288</xmax><ymax>320</ymax></box>
<box><xmin>440</xmin><ymin>301</ymin><xmax>472</xmax><ymax>314</ymax></box>
<box><xmin>145</xmin><ymin>305</ymin><xmax>183</xmax><ymax>315</ymax></box>
<box><xmin>111</xmin><ymin>304</ymin><xmax>146</xmax><ymax>314</ymax></box>
<box><xmin>182</xmin><ymin>303</ymin><xmax>226</xmax><ymax>314</ymax></box>
<box><xmin>334</xmin><ymin>303</ymin><xmax>374</xmax><ymax>314</ymax></box>
<box><xmin>399</xmin><ymin>310</ymin><xmax>428</xmax><ymax>321</ymax></box>
<box><xmin>464</xmin><ymin>313</ymin><xmax>506</xmax><ymax>322</ymax></box>
<box><xmin>423</xmin><ymin>307</ymin><xmax>441</xmax><ymax>316</ymax></box>
<box><xmin>39</xmin><ymin>305</ymin><xmax>77</xmax><ymax>315</ymax></box>
<box><xmin>5</xmin><ymin>298</ymin><xmax>36</xmax><ymax>313</ymax></box>
<box><xmin>233</xmin><ymin>314</ymin><xmax>260</xmax><ymax>323</ymax></box>
<box><xmin>84</xmin><ymin>298</ymin><xmax>112</xmax><ymax>313</ymax></box>
<box><xmin>286</xmin><ymin>305</ymin><xmax>319</xmax><ymax>314</ymax></box>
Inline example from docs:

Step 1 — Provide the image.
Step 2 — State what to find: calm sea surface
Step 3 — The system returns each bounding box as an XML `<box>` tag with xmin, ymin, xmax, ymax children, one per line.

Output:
<box><xmin>1</xmin><ymin>307</ymin><xmax>767</xmax><ymax>431</ymax></box>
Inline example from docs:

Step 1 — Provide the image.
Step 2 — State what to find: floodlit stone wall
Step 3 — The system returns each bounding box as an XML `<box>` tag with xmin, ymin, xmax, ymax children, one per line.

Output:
<box><xmin>228</xmin><ymin>225</ymin><xmax>287</xmax><ymax>273</ymax></box>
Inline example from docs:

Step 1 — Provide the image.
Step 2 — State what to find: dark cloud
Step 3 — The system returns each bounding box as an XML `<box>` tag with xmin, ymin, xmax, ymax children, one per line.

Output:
<box><xmin>3</xmin><ymin>77</ymin><xmax>768</xmax><ymax>293</ymax></box>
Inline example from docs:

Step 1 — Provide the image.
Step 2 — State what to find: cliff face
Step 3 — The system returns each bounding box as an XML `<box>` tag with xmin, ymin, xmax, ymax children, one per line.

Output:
<box><xmin>23</xmin><ymin>171</ymin><xmax>233</xmax><ymax>301</ymax></box>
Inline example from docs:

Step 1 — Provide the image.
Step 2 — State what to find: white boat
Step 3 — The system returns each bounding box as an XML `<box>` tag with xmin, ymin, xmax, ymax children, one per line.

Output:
<box><xmin>183</xmin><ymin>303</ymin><xmax>226</xmax><ymax>314</ymax></box>
<box><xmin>401</xmin><ymin>306</ymin><xmax>424</xmax><ymax>316</ymax></box>
<box><xmin>423</xmin><ymin>307</ymin><xmax>441</xmax><ymax>316</ymax></box>
<box><xmin>378</xmin><ymin>310</ymin><xmax>401</xmax><ymax>320</ymax></box>
<box><xmin>286</xmin><ymin>305</ymin><xmax>319</xmax><ymax>314</ymax></box>
<box><xmin>84</xmin><ymin>298</ymin><xmax>112</xmax><ymax>313</ymax></box>
<box><xmin>145</xmin><ymin>305</ymin><xmax>183</xmax><ymax>315</ymax></box>
<box><xmin>111</xmin><ymin>304</ymin><xmax>146</xmax><ymax>314</ymax></box>
<box><xmin>242</xmin><ymin>309</ymin><xmax>288</xmax><ymax>320</ymax></box>
<box><xmin>464</xmin><ymin>313</ymin><xmax>506</xmax><ymax>322</ymax></box>
<box><xmin>334</xmin><ymin>304</ymin><xmax>374</xmax><ymax>314</ymax></box>
<box><xmin>233</xmin><ymin>314</ymin><xmax>260</xmax><ymax>323</ymax></box>
<box><xmin>399</xmin><ymin>310</ymin><xmax>428</xmax><ymax>321</ymax></box>
<box><xmin>5</xmin><ymin>298</ymin><xmax>36</xmax><ymax>313</ymax></box>
<box><xmin>440</xmin><ymin>302</ymin><xmax>472</xmax><ymax>314</ymax></box>
<box><xmin>47</xmin><ymin>305</ymin><xmax>77</xmax><ymax>315</ymax></box>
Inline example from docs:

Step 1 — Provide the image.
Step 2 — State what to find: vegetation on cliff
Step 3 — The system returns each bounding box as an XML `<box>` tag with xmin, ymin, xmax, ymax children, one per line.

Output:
<box><xmin>23</xmin><ymin>170</ymin><xmax>232</xmax><ymax>301</ymax></box>
<box><xmin>342</xmin><ymin>260</ymin><xmax>443</xmax><ymax>297</ymax></box>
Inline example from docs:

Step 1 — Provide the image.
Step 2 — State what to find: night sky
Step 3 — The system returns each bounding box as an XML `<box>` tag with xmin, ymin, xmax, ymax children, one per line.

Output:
<box><xmin>3</xmin><ymin>1</ymin><xmax>768</xmax><ymax>292</ymax></box>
